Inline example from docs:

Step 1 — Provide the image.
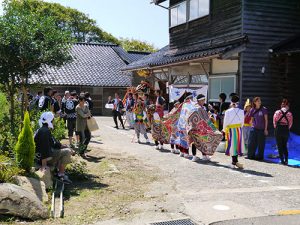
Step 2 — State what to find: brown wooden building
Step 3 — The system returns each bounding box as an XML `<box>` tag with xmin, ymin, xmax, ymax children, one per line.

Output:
<box><xmin>125</xmin><ymin>0</ymin><xmax>300</xmax><ymax>134</ymax></box>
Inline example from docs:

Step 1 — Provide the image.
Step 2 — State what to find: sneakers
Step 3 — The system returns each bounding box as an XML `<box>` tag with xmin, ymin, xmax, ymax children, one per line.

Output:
<box><xmin>202</xmin><ymin>155</ymin><xmax>211</xmax><ymax>161</ymax></box>
<box><xmin>155</xmin><ymin>145</ymin><xmax>159</xmax><ymax>150</ymax></box>
<box><xmin>146</xmin><ymin>139</ymin><xmax>150</xmax><ymax>144</ymax></box>
<box><xmin>191</xmin><ymin>156</ymin><xmax>198</xmax><ymax>162</ymax></box>
<box><xmin>58</xmin><ymin>174</ymin><xmax>72</xmax><ymax>184</ymax></box>
<box><xmin>158</xmin><ymin>144</ymin><xmax>163</xmax><ymax>150</ymax></box>
<box><xmin>184</xmin><ymin>154</ymin><xmax>190</xmax><ymax>159</ymax></box>
<box><xmin>235</xmin><ymin>162</ymin><xmax>244</xmax><ymax>169</ymax></box>
<box><xmin>179</xmin><ymin>152</ymin><xmax>184</xmax><ymax>157</ymax></box>
<box><xmin>174</xmin><ymin>149</ymin><xmax>180</xmax><ymax>154</ymax></box>
<box><xmin>171</xmin><ymin>149</ymin><xmax>175</xmax><ymax>154</ymax></box>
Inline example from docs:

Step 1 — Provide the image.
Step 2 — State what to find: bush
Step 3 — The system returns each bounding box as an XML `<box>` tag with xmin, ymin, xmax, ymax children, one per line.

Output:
<box><xmin>0</xmin><ymin>154</ymin><xmax>24</xmax><ymax>183</ymax></box>
<box><xmin>52</xmin><ymin>117</ymin><xmax>66</xmax><ymax>141</ymax></box>
<box><xmin>14</xmin><ymin>111</ymin><xmax>36</xmax><ymax>172</ymax></box>
<box><xmin>0</xmin><ymin>91</ymin><xmax>17</xmax><ymax>155</ymax></box>
<box><xmin>65</xmin><ymin>158</ymin><xmax>88</xmax><ymax>180</ymax></box>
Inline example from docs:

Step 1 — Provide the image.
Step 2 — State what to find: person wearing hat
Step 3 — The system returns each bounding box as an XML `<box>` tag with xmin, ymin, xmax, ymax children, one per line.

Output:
<box><xmin>193</xmin><ymin>94</ymin><xmax>214</xmax><ymax>161</ymax></box>
<box><xmin>132</xmin><ymin>96</ymin><xmax>150</xmax><ymax>144</ymax></box>
<box><xmin>34</xmin><ymin>112</ymin><xmax>73</xmax><ymax>184</ymax></box>
<box><xmin>223</xmin><ymin>95</ymin><xmax>245</xmax><ymax>169</ymax></box>
<box><xmin>243</xmin><ymin>99</ymin><xmax>252</xmax><ymax>154</ymax></box>
<box><xmin>196</xmin><ymin>94</ymin><xmax>207</xmax><ymax>111</ymax></box>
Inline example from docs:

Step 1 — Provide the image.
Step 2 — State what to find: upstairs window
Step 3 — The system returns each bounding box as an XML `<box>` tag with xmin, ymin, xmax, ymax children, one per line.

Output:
<box><xmin>170</xmin><ymin>1</ymin><xmax>187</xmax><ymax>27</ymax></box>
<box><xmin>189</xmin><ymin>0</ymin><xmax>209</xmax><ymax>21</ymax></box>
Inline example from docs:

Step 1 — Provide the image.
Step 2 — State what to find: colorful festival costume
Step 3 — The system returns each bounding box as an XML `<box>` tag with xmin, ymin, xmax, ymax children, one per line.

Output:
<box><xmin>175</xmin><ymin>99</ymin><xmax>222</xmax><ymax>155</ymax></box>
<box><xmin>148</xmin><ymin>105</ymin><xmax>169</xmax><ymax>145</ymax></box>
<box><xmin>133</xmin><ymin>102</ymin><xmax>149</xmax><ymax>142</ymax></box>
<box><xmin>163</xmin><ymin>104</ymin><xmax>182</xmax><ymax>146</ymax></box>
<box><xmin>223</xmin><ymin>107</ymin><xmax>245</xmax><ymax>157</ymax></box>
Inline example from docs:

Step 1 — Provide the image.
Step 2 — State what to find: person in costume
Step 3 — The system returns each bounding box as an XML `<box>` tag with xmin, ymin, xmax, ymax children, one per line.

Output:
<box><xmin>243</xmin><ymin>99</ymin><xmax>252</xmax><ymax>155</ymax></box>
<box><xmin>209</xmin><ymin>105</ymin><xmax>220</xmax><ymax>131</ymax></box>
<box><xmin>148</xmin><ymin>104</ymin><xmax>169</xmax><ymax>150</ymax></box>
<box><xmin>273</xmin><ymin>98</ymin><xmax>293</xmax><ymax>165</ymax></box>
<box><xmin>194</xmin><ymin>94</ymin><xmax>210</xmax><ymax>161</ymax></box>
<box><xmin>223</xmin><ymin>95</ymin><xmax>245</xmax><ymax>169</ymax></box>
<box><xmin>125</xmin><ymin>92</ymin><xmax>135</xmax><ymax>129</ymax></box>
<box><xmin>155</xmin><ymin>90</ymin><xmax>165</xmax><ymax>118</ymax></box>
<box><xmin>176</xmin><ymin>94</ymin><xmax>223</xmax><ymax>161</ymax></box>
<box><xmin>163</xmin><ymin>100</ymin><xmax>181</xmax><ymax>154</ymax></box>
<box><xmin>133</xmin><ymin>95</ymin><xmax>150</xmax><ymax>144</ymax></box>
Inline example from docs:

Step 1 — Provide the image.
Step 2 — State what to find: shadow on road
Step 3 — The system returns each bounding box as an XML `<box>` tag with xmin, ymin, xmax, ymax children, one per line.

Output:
<box><xmin>196</xmin><ymin>160</ymin><xmax>273</xmax><ymax>177</ymax></box>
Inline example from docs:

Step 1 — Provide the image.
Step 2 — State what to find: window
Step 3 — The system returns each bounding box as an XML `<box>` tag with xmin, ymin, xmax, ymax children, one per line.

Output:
<box><xmin>170</xmin><ymin>1</ymin><xmax>187</xmax><ymax>27</ymax></box>
<box><xmin>189</xmin><ymin>0</ymin><xmax>209</xmax><ymax>21</ymax></box>
<box><xmin>209</xmin><ymin>76</ymin><xmax>236</xmax><ymax>101</ymax></box>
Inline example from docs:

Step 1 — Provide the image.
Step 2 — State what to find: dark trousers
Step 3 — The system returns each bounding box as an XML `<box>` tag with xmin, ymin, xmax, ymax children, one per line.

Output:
<box><xmin>248</xmin><ymin>128</ymin><xmax>265</xmax><ymax>160</ymax></box>
<box><xmin>232</xmin><ymin>156</ymin><xmax>238</xmax><ymax>165</ymax></box>
<box><xmin>78</xmin><ymin>129</ymin><xmax>91</xmax><ymax>153</ymax></box>
<box><xmin>113</xmin><ymin>110</ymin><xmax>124</xmax><ymax>128</ymax></box>
<box><xmin>171</xmin><ymin>144</ymin><xmax>179</xmax><ymax>149</ymax></box>
<box><xmin>155</xmin><ymin>141</ymin><xmax>163</xmax><ymax>146</ymax></box>
<box><xmin>191</xmin><ymin>144</ymin><xmax>197</xmax><ymax>156</ymax></box>
<box><xmin>275</xmin><ymin>125</ymin><xmax>289</xmax><ymax>164</ymax></box>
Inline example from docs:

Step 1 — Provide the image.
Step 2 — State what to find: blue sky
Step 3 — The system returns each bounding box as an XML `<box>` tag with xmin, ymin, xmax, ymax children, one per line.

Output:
<box><xmin>0</xmin><ymin>0</ymin><xmax>169</xmax><ymax>48</ymax></box>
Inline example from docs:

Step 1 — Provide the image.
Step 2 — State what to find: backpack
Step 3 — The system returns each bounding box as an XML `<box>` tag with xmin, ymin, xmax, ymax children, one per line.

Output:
<box><xmin>29</xmin><ymin>97</ymin><xmax>39</xmax><ymax>111</ymax></box>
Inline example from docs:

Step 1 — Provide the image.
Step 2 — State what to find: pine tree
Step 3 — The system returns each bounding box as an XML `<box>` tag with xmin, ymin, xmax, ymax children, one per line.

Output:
<box><xmin>15</xmin><ymin>111</ymin><xmax>36</xmax><ymax>172</ymax></box>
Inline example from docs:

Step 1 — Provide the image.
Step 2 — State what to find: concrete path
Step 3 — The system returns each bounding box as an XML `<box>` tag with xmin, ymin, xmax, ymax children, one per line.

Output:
<box><xmin>92</xmin><ymin>117</ymin><xmax>300</xmax><ymax>225</ymax></box>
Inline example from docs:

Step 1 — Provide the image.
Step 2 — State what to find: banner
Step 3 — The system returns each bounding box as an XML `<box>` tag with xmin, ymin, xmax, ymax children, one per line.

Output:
<box><xmin>169</xmin><ymin>85</ymin><xmax>208</xmax><ymax>102</ymax></box>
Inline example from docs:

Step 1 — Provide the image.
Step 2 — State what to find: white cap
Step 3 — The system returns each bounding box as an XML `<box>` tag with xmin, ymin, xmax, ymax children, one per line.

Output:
<box><xmin>39</xmin><ymin>112</ymin><xmax>55</xmax><ymax>129</ymax></box>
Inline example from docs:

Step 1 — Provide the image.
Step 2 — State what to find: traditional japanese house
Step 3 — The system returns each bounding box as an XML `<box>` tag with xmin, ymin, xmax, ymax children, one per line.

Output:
<box><xmin>124</xmin><ymin>0</ymin><xmax>300</xmax><ymax>134</ymax></box>
<box><xmin>31</xmin><ymin>43</ymin><xmax>149</xmax><ymax>116</ymax></box>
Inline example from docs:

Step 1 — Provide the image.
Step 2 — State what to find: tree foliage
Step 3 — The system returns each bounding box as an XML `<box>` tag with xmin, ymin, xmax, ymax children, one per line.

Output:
<box><xmin>120</xmin><ymin>38</ymin><xmax>157</xmax><ymax>53</ymax></box>
<box><xmin>20</xmin><ymin>0</ymin><xmax>120</xmax><ymax>44</ymax></box>
<box><xmin>14</xmin><ymin>111</ymin><xmax>35</xmax><ymax>172</ymax></box>
<box><xmin>0</xmin><ymin>0</ymin><xmax>74</xmax><ymax>120</ymax></box>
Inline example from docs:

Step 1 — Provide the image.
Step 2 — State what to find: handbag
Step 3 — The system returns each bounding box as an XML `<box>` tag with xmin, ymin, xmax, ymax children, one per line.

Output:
<box><xmin>87</xmin><ymin>117</ymin><xmax>99</xmax><ymax>132</ymax></box>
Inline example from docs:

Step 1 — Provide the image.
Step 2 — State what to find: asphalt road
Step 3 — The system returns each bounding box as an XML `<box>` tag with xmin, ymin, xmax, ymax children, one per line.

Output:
<box><xmin>93</xmin><ymin>117</ymin><xmax>300</xmax><ymax>225</ymax></box>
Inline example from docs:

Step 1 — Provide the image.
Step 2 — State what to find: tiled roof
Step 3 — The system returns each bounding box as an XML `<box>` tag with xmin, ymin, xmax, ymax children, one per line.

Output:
<box><xmin>127</xmin><ymin>51</ymin><xmax>151</xmax><ymax>62</ymax></box>
<box><xmin>31</xmin><ymin>43</ymin><xmax>133</xmax><ymax>87</ymax></box>
<box><xmin>124</xmin><ymin>36</ymin><xmax>248</xmax><ymax>71</ymax></box>
<box><xmin>271</xmin><ymin>35</ymin><xmax>300</xmax><ymax>54</ymax></box>
<box><xmin>112</xmin><ymin>47</ymin><xmax>150</xmax><ymax>64</ymax></box>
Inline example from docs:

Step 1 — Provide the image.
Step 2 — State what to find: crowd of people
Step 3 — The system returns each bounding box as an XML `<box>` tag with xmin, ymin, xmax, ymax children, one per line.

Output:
<box><xmin>110</xmin><ymin>90</ymin><xmax>294</xmax><ymax>169</ymax></box>
<box><xmin>29</xmin><ymin>87</ymin><xmax>94</xmax><ymax>184</ymax></box>
<box><xmin>29</xmin><ymin>85</ymin><xmax>294</xmax><ymax>184</ymax></box>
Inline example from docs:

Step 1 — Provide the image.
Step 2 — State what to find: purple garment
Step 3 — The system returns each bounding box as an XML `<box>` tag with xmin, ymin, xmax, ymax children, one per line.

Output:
<box><xmin>250</xmin><ymin>107</ymin><xmax>268</xmax><ymax>130</ymax></box>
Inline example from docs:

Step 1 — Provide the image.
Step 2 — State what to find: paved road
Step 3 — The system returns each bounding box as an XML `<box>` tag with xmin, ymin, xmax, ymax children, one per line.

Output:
<box><xmin>93</xmin><ymin>117</ymin><xmax>300</xmax><ymax>225</ymax></box>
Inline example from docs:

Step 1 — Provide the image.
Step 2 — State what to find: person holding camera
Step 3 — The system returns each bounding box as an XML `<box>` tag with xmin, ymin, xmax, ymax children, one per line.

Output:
<box><xmin>108</xmin><ymin>93</ymin><xmax>125</xmax><ymax>129</ymax></box>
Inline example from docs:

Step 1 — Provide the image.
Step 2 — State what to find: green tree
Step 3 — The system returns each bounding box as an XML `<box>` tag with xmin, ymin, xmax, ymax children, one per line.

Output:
<box><xmin>14</xmin><ymin>111</ymin><xmax>35</xmax><ymax>172</ymax></box>
<box><xmin>120</xmin><ymin>38</ymin><xmax>157</xmax><ymax>53</ymax></box>
<box><xmin>0</xmin><ymin>0</ymin><xmax>74</xmax><ymax>124</ymax></box>
<box><xmin>21</xmin><ymin>0</ymin><xmax>120</xmax><ymax>44</ymax></box>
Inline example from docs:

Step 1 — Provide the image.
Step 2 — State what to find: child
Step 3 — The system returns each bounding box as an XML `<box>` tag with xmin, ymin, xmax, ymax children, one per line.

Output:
<box><xmin>210</xmin><ymin>105</ymin><xmax>220</xmax><ymax>131</ymax></box>
<box><xmin>243</xmin><ymin>99</ymin><xmax>252</xmax><ymax>155</ymax></box>
<box><xmin>133</xmin><ymin>97</ymin><xmax>150</xmax><ymax>144</ymax></box>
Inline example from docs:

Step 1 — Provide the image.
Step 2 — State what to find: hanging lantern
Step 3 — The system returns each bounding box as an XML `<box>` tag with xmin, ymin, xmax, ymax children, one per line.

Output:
<box><xmin>137</xmin><ymin>69</ymin><xmax>151</xmax><ymax>77</ymax></box>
